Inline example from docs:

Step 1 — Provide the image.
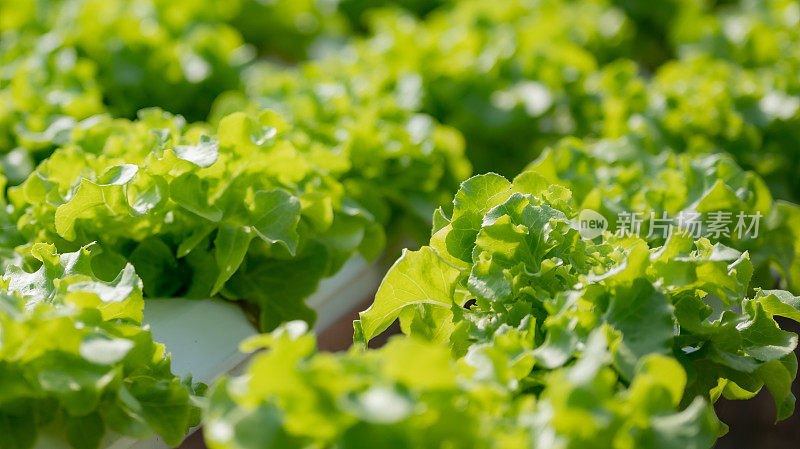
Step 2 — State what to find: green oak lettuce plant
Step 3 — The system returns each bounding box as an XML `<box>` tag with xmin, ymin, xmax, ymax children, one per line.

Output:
<box><xmin>209</xmin><ymin>58</ymin><xmax>472</xmax><ymax>235</ymax></box>
<box><xmin>204</xmin><ymin>321</ymin><xmax>722</xmax><ymax>449</ymax></box>
<box><xmin>0</xmin><ymin>243</ymin><xmax>202</xmax><ymax>449</ymax></box>
<box><xmin>355</xmin><ymin>172</ymin><xmax>800</xmax><ymax>436</ymax></box>
<box><xmin>7</xmin><ymin>108</ymin><xmax>376</xmax><ymax>330</ymax></box>
<box><xmin>7</xmin><ymin>106</ymin><xmax>468</xmax><ymax>330</ymax></box>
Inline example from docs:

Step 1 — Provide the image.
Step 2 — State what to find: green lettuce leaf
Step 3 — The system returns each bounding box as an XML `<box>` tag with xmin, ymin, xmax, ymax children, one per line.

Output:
<box><xmin>0</xmin><ymin>244</ymin><xmax>202</xmax><ymax>449</ymax></box>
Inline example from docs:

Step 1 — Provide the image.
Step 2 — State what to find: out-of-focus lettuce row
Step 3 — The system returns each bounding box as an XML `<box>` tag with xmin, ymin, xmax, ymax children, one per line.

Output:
<box><xmin>662</xmin><ymin>0</ymin><xmax>800</xmax><ymax>200</ymax></box>
<box><xmin>204</xmin><ymin>321</ymin><xmax>721</xmax><ymax>449</ymax></box>
<box><xmin>246</xmin><ymin>0</ymin><xmax>798</xmax><ymax>200</ymax></box>
<box><xmin>593</xmin><ymin>55</ymin><xmax>800</xmax><ymax>202</ymax></box>
<box><xmin>528</xmin><ymin>135</ymin><xmax>800</xmax><ymax>292</ymax></box>
<box><xmin>670</xmin><ymin>0</ymin><xmax>800</xmax><ymax>68</ymax></box>
<box><xmin>5</xmin><ymin>107</ymin><xmax>468</xmax><ymax>330</ymax></box>
<box><xmin>355</xmin><ymin>171</ymin><xmax>800</xmax><ymax>441</ymax></box>
<box><xmin>578</xmin><ymin>0</ymin><xmax>800</xmax><ymax>199</ymax></box>
<box><xmin>0</xmin><ymin>0</ymin><xmax>251</xmax><ymax>122</ymax></box>
<box><xmin>5</xmin><ymin>0</ymin><xmax>798</xmax><ymax>199</ymax></box>
<box><xmin>264</xmin><ymin>0</ymin><xmax>638</xmax><ymax>177</ymax></box>
<box><xmin>608</xmin><ymin>0</ymin><xmax>706</xmax><ymax>68</ymax></box>
<box><xmin>0</xmin><ymin>0</ymin><xmax>251</xmax><ymax>185</ymax></box>
<box><xmin>0</xmin><ymin>29</ymin><xmax>107</xmax><ymax>184</ymax></box>
<box><xmin>229</xmin><ymin>0</ymin><xmax>451</xmax><ymax>61</ymax></box>
<box><xmin>246</xmin><ymin>0</ymin><xmax>794</xmax><ymax>185</ymax></box>
<box><xmin>0</xmin><ymin>243</ymin><xmax>203</xmax><ymax>449</ymax></box>
<box><xmin>0</xmin><ymin>0</ymin><xmax>456</xmax><ymax>184</ymax></box>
